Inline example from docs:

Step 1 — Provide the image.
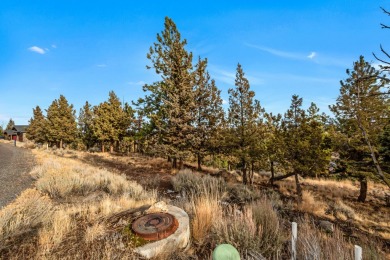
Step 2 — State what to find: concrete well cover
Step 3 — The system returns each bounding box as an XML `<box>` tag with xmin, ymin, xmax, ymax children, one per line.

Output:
<box><xmin>134</xmin><ymin>205</ymin><xmax>190</xmax><ymax>259</ymax></box>
<box><xmin>132</xmin><ymin>212</ymin><xmax>179</xmax><ymax>241</ymax></box>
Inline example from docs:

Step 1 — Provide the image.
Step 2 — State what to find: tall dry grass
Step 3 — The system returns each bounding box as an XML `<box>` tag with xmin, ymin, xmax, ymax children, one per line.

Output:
<box><xmin>31</xmin><ymin>156</ymin><xmax>147</xmax><ymax>200</ymax></box>
<box><xmin>0</xmin><ymin>189</ymin><xmax>53</xmax><ymax>249</ymax></box>
<box><xmin>212</xmin><ymin>198</ymin><xmax>283</xmax><ymax>258</ymax></box>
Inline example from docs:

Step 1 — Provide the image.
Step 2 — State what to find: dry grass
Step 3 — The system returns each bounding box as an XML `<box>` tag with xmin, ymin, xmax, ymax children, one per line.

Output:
<box><xmin>0</xmin><ymin>149</ymin><xmax>156</xmax><ymax>259</ymax></box>
<box><xmin>298</xmin><ymin>190</ymin><xmax>327</xmax><ymax>217</ymax></box>
<box><xmin>191</xmin><ymin>195</ymin><xmax>221</xmax><ymax>245</ymax></box>
<box><xmin>31</xmin><ymin>156</ymin><xmax>146</xmax><ymax>199</ymax></box>
<box><xmin>296</xmin><ymin>217</ymin><xmax>354</xmax><ymax>260</ymax></box>
<box><xmin>0</xmin><ymin>189</ymin><xmax>53</xmax><ymax>249</ymax></box>
<box><xmin>213</xmin><ymin>198</ymin><xmax>283</xmax><ymax>258</ymax></box>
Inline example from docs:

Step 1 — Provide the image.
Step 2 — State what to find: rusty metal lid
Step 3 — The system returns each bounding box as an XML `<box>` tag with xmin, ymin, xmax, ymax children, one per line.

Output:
<box><xmin>131</xmin><ymin>213</ymin><xmax>179</xmax><ymax>241</ymax></box>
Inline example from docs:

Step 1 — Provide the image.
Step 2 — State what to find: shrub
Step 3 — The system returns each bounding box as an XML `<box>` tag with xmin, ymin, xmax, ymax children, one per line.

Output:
<box><xmin>172</xmin><ymin>169</ymin><xmax>227</xmax><ymax>199</ymax></box>
<box><xmin>213</xmin><ymin>197</ymin><xmax>282</xmax><ymax>258</ymax></box>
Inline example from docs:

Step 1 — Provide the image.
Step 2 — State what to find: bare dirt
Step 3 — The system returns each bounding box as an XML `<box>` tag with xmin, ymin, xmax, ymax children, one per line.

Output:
<box><xmin>0</xmin><ymin>142</ymin><xmax>35</xmax><ymax>208</ymax></box>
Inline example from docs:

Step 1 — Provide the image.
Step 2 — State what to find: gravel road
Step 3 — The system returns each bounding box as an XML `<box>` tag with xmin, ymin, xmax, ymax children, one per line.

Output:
<box><xmin>0</xmin><ymin>142</ymin><xmax>35</xmax><ymax>208</ymax></box>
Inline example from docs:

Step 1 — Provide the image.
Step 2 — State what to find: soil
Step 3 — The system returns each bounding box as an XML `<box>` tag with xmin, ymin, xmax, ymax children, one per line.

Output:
<box><xmin>0</xmin><ymin>142</ymin><xmax>35</xmax><ymax>208</ymax></box>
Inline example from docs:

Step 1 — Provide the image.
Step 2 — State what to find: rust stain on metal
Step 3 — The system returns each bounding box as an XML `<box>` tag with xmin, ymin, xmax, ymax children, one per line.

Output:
<box><xmin>131</xmin><ymin>212</ymin><xmax>179</xmax><ymax>241</ymax></box>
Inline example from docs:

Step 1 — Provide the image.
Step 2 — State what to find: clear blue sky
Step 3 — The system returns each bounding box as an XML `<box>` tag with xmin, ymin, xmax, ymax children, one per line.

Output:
<box><xmin>1</xmin><ymin>1</ymin><xmax>389</xmax><ymax>125</ymax></box>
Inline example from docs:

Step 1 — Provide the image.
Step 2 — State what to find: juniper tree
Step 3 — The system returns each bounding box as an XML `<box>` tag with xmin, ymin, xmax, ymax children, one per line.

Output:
<box><xmin>92</xmin><ymin>91</ymin><xmax>129</xmax><ymax>153</ymax></box>
<box><xmin>139</xmin><ymin>17</ymin><xmax>195</xmax><ymax>168</ymax></box>
<box><xmin>192</xmin><ymin>57</ymin><xmax>225</xmax><ymax>170</ymax></box>
<box><xmin>227</xmin><ymin>63</ymin><xmax>262</xmax><ymax>185</ymax></box>
<box><xmin>26</xmin><ymin>106</ymin><xmax>48</xmax><ymax>144</ymax></box>
<box><xmin>46</xmin><ymin>95</ymin><xmax>77</xmax><ymax>149</ymax></box>
<box><xmin>330</xmin><ymin>56</ymin><xmax>390</xmax><ymax>202</ymax></box>
<box><xmin>380</xmin><ymin>120</ymin><xmax>390</xmax><ymax>170</ymax></box>
<box><xmin>280</xmin><ymin>96</ymin><xmax>329</xmax><ymax>201</ymax></box>
<box><xmin>6</xmin><ymin>118</ymin><xmax>15</xmax><ymax>130</ymax></box>
<box><xmin>78</xmin><ymin>101</ymin><xmax>96</xmax><ymax>149</ymax></box>
<box><xmin>264</xmin><ymin>112</ymin><xmax>285</xmax><ymax>186</ymax></box>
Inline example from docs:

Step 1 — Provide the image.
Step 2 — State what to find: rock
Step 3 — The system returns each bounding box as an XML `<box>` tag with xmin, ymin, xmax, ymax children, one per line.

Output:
<box><xmin>319</xmin><ymin>220</ymin><xmax>334</xmax><ymax>233</ymax></box>
<box><xmin>145</xmin><ymin>201</ymin><xmax>169</xmax><ymax>214</ymax></box>
<box><xmin>135</xmin><ymin>205</ymin><xmax>190</xmax><ymax>259</ymax></box>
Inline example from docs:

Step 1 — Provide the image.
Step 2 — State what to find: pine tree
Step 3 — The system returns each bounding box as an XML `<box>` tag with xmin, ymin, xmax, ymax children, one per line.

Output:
<box><xmin>139</xmin><ymin>17</ymin><xmax>195</xmax><ymax>168</ymax></box>
<box><xmin>380</xmin><ymin>120</ymin><xmax>390</xmax><ymax>170</ymax></box>
<box><xmin>78</xmin><ymin>101</ymin><xmax>95</xmax><ymax>149</ymax></box>
<box><xmin>281</xmin><ymin>96</ymin><xmax>329</xmax><ymax>201</ymax></box>
<box><xmin>264</xmin><ymin>112</ymin><xmax>285</xmax><ymax>185</ymax></box>
<box><xmin>26</xmin><ymin>106</ymin><xmax>48</xmax><ymax>143</ymax></box>
<box><xmin>6</xmin><ymin>118</ymin><xmax>15</xmax><ymax>130</ymax></box>
<box><xmin>330</xmin><ymin>55</ymin><xmax>390</xmax><ymax>202</ymax></box>
<box><xmin>92</xmin><ymin>91</ymin><xmax>129</xmax><ymax>153</ymax></box>
<box><xmin>46</xmin><ymin>95</ymin><xmax>77</xmax><ymax>149</ymax></box>
<box><xmin>192</xmin><ymin>57</ymin><xmax>225</xmax><ymax>170</ymax></box>
<box><xmin>227</xmin><ymin>63</ymin><xmax>262</xmax><ymax>185</ymax></box>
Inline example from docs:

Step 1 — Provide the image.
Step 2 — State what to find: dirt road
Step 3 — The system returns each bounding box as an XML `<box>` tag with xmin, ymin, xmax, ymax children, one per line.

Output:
<box><xmin>0</xmin><ymin>143</ymin><xmax>35</xmax><ymax>208</ymax></box>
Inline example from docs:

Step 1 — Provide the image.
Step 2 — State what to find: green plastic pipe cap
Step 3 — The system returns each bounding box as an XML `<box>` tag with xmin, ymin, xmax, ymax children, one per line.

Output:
<box><xmin>212</xmin><ymin>244</ymin><xmax>240</xmax><ymax>260</ymax></box>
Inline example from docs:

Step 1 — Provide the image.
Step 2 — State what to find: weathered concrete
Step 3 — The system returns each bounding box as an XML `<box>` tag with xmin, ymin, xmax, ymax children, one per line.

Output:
<box><xmin>134</xmin><ymin>205</ymin><xmax>190</xmax><ymax>259</ymax></box>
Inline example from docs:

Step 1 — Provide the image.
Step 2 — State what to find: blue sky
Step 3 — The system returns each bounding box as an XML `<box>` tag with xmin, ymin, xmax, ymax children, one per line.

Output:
<box><xmin>1</xmin><ymin>1</ymin><xmax>389</xmax><ymax>125</ymax></box>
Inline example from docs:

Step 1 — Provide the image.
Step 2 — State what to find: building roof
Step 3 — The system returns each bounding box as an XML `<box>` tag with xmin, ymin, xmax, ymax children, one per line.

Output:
<box><xmin>12</xmin><ymin>125</ymin><xmax>28</xmax><ymax>132</ymax></box>
<box><xmin>4</xmin><ymin>129</ymin><xmax>16</xmax><ymax>135</ymax></box>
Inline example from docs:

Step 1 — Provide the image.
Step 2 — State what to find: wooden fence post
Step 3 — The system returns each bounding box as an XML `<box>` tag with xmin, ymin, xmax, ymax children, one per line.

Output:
<box><xmin>354</xmin><ymin>245</ymin><xmax>362</xmax><ymax>260</ymax></box>
<box><xmin>291</xmin><ymin>222</ymin><xmax>297</xmax><ymax>260</ymax></box>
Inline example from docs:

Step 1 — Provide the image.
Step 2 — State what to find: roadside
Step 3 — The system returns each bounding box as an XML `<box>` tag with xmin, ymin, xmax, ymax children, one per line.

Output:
<box><xmin>0</xmin><ymin>141</ymin><xmax>35</xmax><ymax>208</ymax></box>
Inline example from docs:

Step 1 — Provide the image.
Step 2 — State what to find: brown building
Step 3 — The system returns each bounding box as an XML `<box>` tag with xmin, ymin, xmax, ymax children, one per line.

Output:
<box><xmin>4</xmin><ymin>125</ymin><xmax>29</xmax><ymax>142</ymax></box>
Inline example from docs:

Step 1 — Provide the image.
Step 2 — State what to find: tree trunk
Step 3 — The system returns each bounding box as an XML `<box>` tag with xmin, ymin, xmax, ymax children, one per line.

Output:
<box><xmin>179</xmin><ymin>158</ymin><xmax>183</xmax><ymax>169</ymax></box>
<box><xmin>250</xmin><ymin>162</ymin><xmax>254</xmax><ymax>185</ymax></box>
<box><xmin>270</xmin><ymin>160</ymin><xmax>275</xmax><ymax>186</ymax></box>
<box><xmin>167</xmin><ymin>156</ymin><xmax>171</xmax><ymax>163</ymax></box>
<box><xmin>102</xmin><ymin>143</ymin><xmax>105</xmax><ymax>153</ymax></box>
<box><xmin>172</xmin><ymin>158</ymin><xmax>177</xmax><ymax>169</ymax></box>
<box><xmin>358</xmin><ymin>176</ymin><xmax>367</xmax><ymax>202</ymax></box>
<box><xmin>110</xmin><ymin>143</ymin><xmax>114</xmax><ymax>153</ymax></box>
<box><xmin>197</xmin><ymin>153</ymin><xmax>202</xmax><ymax>171</ymax></box>
<box><xmin>294</xmin><ymin>172</ymin><xmax>302</xmax><ymax>203</ymax></box>
<box><xmin>242</xmin><ymin>159</ymin><xmax>247</xmax><ymax>185</ymax></box>
<box><xmin>60</xmin><ymin>139</ymin><xmax>63</xmax><ymax>150</ymax></box>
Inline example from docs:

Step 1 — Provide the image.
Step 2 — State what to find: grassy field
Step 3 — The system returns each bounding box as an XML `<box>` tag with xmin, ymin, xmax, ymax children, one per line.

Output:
<box><xmin>0</xmin><ymin>144</ymin><xmax>389</xmax><ymax>259</ymax></box>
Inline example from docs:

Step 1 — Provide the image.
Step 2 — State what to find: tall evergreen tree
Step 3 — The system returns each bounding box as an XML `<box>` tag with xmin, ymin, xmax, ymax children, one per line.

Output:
<box><xmin>227</xmin><ymin>63</ymin><xmax>262</xmax><ymax>185</ymax></box>
<box><xmin>281</xmin><ymin>96</ymin><xmax>329</xmax><ymax>201</ymax></box>
<box><xmin>330</xmin><ymin>56</ymin><xmax>390</xmax><ymax>201</ymax></box>
<box><xmin>46</xmin><ymin>95</ymin><xmax>77</xmax><ymax>148</ymax></box>
<box><xmin>26</xmin><ymin>106</ymin><xmax>48</xmax><ymax>143</ymax></box>
<box><xmin>92</xmin><ymin>91</ymin><xmax>129</xmax><ymax>153</ymax></box>
<box><xmin>380</xmin><ymin>120</ymin><xmax>390</xmax><ymax>169</ymax></box>
<box><xmin>192</xmin><ymin>57</ymin><xmax>225</xmax><ymax>170</ymax></box>
<box><xmin>264</xmin><ymin>113</ymin><xmax>285</xmax><ymax>186</ymax></box>
<box><xmin>78</xmin><ymin>101</ymin><xmax>95</xmax><ymax>149</ymax></box>
<box><xmin>6</xmin><ymin>118</ymin><xmax>15</xmax><ymax>130</ymax></box>
<box><xmin>139</xmin><ymin>17</ymin><xmax>195</xmax><ymax>168</ymax></box>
